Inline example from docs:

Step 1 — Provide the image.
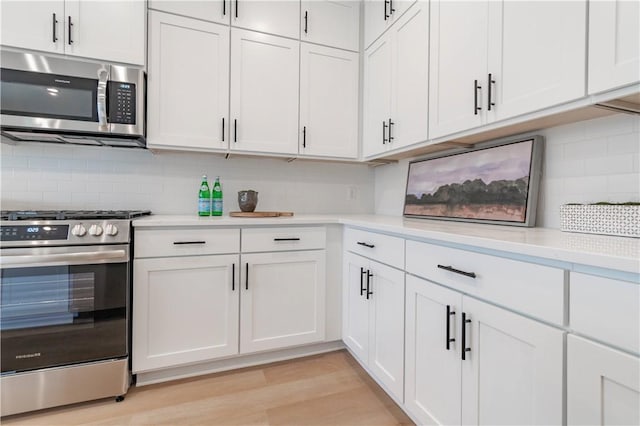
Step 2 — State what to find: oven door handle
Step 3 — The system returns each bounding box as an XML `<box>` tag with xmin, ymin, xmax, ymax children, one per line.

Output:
<box><xmin>0</xmin><ymin>249</ymin><xmax>128</xmax><ymax>267</ymax></box>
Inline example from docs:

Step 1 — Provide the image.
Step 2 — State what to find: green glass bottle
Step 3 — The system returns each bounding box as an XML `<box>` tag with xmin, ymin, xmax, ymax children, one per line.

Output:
<box><xmin>211</xmin><ymin>176</ymin><xmax>223</xmax><ymax>216</ymax></box>
<box><xmin>198</xmin><ymin>175</ymin><xmax>211</xmax><ymax>216</ymax></box>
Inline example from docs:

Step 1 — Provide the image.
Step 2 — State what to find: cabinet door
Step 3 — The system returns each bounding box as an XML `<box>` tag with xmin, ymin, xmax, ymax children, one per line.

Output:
<box><xmin>149</xmin><ymin>0</ymin><xmax>230</xmax><ymax>25</ymax></box>
<box><xmin>0</xmin><ymin>1</ymin><xmax>65</xmax><ymax>54</ymax></box>
<box><xmin>567</xmin><ymin>335</ymin><xmax>640</xmax><ymax>426</ymax></box>
<box><xmin>588</xmin><ymin>0</ymin><xmax>640</xmax><ymax>94</ymax></box>
<box><xmin>232</xmin><ymin>0</ymin><xmax>299</xmax><ymax>39</ymax></box>
<box><xmin>301</xmin><ymin>0</ymin><xmax>360</xmax><ymax>51</ymax></box>
<box><xmin>299</xmin><ymin>44</ymin><xmax>358</xmax><ymax>159</ymax></box>
<box><xmin>390</xmin><ymin>1</ymin><xmax>429</xmax><ymax>150</ymax></box>
<box><xmin>132</xmin><ymin>255</ymin><xmax>240</xmax><ymax>373</ymax></box>
<box><xmin>64</xmin><ymin>0</ymin><xmax>145</xmax><ymax>65</ymax></box>
<box><xmin>461</xmin><ymin>297</ymin><xmax>564</xmax><ymax>425</ymax></box>
<box><xmin>343</xmin><ymin>252</ymin><xmax>370</xmax><ymax>362</ymax></box>
<box><xmin>405</xmin><ymin>275</ymin><xmax>462</xmax><ymax>426</ymax></box>
<box><xmin>428</xmin><ymin>0</ymin><xmax>487</xmax><ymax>139</ymax></box>
<box><xmin>487</xmin><ymin>1</ymin><xmax>586</xmax><ymax>122</ymax></box>
<box><xmin>147</xmin><ymin>11</ymin><xmax>229</xmax><ymax>151</ymax></box>
<box><xmin>240</xmin><ymin>250</ymin><xmax>326</xmax><ymax>354</ymax></box>
<box><xmin>230</xmin><ymin>29</ymin><xmax>299</xmax><ymax>155</ymax></box>
<box><xmin>363</xmin><ymin>34</ymin><xmax>392</xmax><ymax>158</ymax></box>
<box><xmin>368</xmin><ymin>260</ymin><xmax>405</xmax><ymax>401</ymax></box>
<box><xmin>364</xmin><ymin>0</ymin><xmax>417</xmax><ymax>49</ymax></box>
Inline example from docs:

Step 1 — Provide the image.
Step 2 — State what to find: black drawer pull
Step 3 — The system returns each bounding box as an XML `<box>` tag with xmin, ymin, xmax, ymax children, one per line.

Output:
<box><xmin>173</xmin><ymin>241</ymin><xmax>206</xmax><ymax>245</ymax></box>
<box><xmin>446</xmin><ymin>305</ymin><xmax>456</xmax><ymax>350</ymax></box>
<box><xmin>437</xmin><ymin>264</ymin><xmax>476</xmax><ymax>279</ymax></box>
<box><xmin>461</xmin><ymin>312</ymin><xmax>471</xmax><ymax>360</ymax></box>
<box><xmin>357</xmin><ymin>241</ymin><xmax>375</xmax><ymax>249</ymax></box>
<box><xmin>245</xmin><ymin>262</ymin><xmax>249</xmax><ymax>290</ymax></box>
<box><xmin>232</xmin><ymin>263</ymin><xmax>235</xmax><ymax>291</ymax></box>
<box><xmin>274</xmin><ymin>238</ymin><xmax>300</xmax><ymax>241</ymax></box>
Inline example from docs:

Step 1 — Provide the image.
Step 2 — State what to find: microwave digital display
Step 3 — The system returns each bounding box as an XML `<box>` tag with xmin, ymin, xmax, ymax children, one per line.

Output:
<box><xmin>107</xmin><ymin>82</ymin><xmax>136</xmax><ymax>125</ymax></box>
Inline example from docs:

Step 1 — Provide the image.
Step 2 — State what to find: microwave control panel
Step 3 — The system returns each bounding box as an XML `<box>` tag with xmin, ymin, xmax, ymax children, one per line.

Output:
<box><xmin>108</xmin><ymin>81</ymin><xmax>136</xmax><ymax>125</ymax></box>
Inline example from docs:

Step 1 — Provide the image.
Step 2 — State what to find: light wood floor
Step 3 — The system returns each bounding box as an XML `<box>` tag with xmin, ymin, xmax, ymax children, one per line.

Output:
<box><xmin>2</xmin><ymin>350</ymin><xmax>414</xmax><ymax>425</ymax></box>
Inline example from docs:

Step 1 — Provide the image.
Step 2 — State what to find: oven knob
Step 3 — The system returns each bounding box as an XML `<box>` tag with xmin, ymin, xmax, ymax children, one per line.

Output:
<box><xmin>71</xmin><ymin>224</ymin><xmax>87</xmax><ymax>237</ymax></box>
<box><xmin>89</xmin><ymin>224</ymin><xmax>103</xmax><ymax>236</ymax></box>
<box><xmin>105</xmin><ymin>224</ymin><xmax>119</xmax><ymax>236</ymax></box>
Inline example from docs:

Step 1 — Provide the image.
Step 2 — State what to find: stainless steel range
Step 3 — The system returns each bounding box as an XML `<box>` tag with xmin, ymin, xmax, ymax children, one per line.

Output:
<box><xmin>0</xmin><ymin>210</ymin><xmax>150</xmax><ymax>417</ymax></box>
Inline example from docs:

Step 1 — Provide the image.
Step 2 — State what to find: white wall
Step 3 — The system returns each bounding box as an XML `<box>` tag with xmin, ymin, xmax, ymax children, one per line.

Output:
<box><xmin>374</xmin><ymin>114</ymin><xmax>640</xmax><ymax>229</ymax></box>
<box><xmin>0</xmin><ymin>144</ymin><xmax>375</xmax><ymax>215</ymax></box>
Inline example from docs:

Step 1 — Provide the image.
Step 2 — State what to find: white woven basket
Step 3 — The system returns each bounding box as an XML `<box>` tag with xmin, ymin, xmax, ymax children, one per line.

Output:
<box><xmin>560</xmin><ymin>204</ymin><xmax>640</xmax><ymax>238</ymax></box>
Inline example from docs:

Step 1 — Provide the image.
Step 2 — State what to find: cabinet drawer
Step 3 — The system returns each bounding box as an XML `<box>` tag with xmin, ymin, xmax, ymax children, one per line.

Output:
<box><xmin>406</xmin><ymin>240</ymin><xmax>565</xmax><ymax>325</ymax></box>
<box><xmin>570</xmin><ymin>272</ymin><xmax>639</xmax><ymax>354</ymax></box>
<box><xmin>241</xmin><ymin>227</ymin><xmax>326</xmax><ymax>253</ymax></box>
<box><xmin>135</xmin><ymin>228</ymin><xmax>240</xmax><ymax>258</ymax></box>
<box><xmin>344</xmin><ymin>227</ymin><xmax>404</xmax><ymax>269</ymax></box>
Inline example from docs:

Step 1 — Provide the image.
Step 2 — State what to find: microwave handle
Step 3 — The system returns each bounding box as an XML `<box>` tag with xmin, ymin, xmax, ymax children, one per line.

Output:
<box><xmin>97</xmin><ymin>68</ymin><xmax>109</xmax><ymax>131</ymax></box>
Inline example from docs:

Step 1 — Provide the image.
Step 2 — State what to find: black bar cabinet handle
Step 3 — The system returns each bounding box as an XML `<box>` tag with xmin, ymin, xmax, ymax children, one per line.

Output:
<box><xmin>273</xmin><ymin>237</ymin><xmax>300</xmax><ymax>241</ymax></box>
<box><xmin>235</xmin><ymin>0</ymin><xmax>238</xmax><ymax>18</ymax></box>
<box><xmin>232</xmin><ymin>263</ymin><xmax>235</xmax><ymax>291</ymax></box>
<box><xmin>487</xmin><ymin>73</ymin><xmax>495</xmax><ymax>111</ymax></box>
<box><xmin>474</xmin><ymin>79</ymin><xmax>481</xmax><ymax>115</ymax></box>
<box><xmin>223</xmin><ymin>0</ymin><xmax>226</xmax><ymax>16</ymax></box>
<box><xmin>302</xmin><ymin>126</ymin><xmax>306</xmax><ymax>148</ymax></box>
<box><xmin>388</xmin><ymin>118</ymin><xmax>394</xmax><ymax>143</ymax></box>
<box><xmin>173</xmin><ymin>241</ymin><xmax>206</xmax><ymax>245</ymax></box>
<box><xmin>437</xmin><ymin>264</ymin><xmax>477</xmax><ymax>279</ymax></box>
<box><xmin>234</xmin><ymin>119</ymin><xmax>237</xmax><ymax>142</ymax></box>
<box><xmin>382</xmin><ymin>121</ymin><xmax>388</xmax><ymax>144</ymax></box>
<box><xmin>446</xmin><ymin>305</ymin><xmax>456</xmax><ymax>350</ymax></box>
<box><xmin>383</xmin><ymin>0</ymin><xmax>390</xmax><ymax>20</ymax></box>
<box><xmin>52</xmin><ymin>13</ymin><xmax>58</xmax><ymax>42</ymax></box>
<box><xmin>68</xmin><ymin>16</ymin><xmax>73</xmax><ymax>45</ymax></box>
<box><xmin>390</xmin><ymin>0</ymin><xmax>395</xmax><ymax>14</ymax></box>
<box><xmin>222</xmin><ymin>117</ymin><xmax>225</xmax><ymax>142</ymax></box>
<box><xmin>304</xmin><ymin>11</ymin><xmax>308</xmax><ymax>34</ymax></box>
<box><xmin>245</xmin><ymin>262</ymin><xmax>249</xmax><ymax>290</ymax></box>
<box><xmin>360</xmin><ymin>267</ymin><xmax>366</xmax><ymax>296</ymax></box>
<box><xmin>357</xmin><ymin>241</ymin><xmax>375</xmax><ymax>249</ymax></box>
<box><xmin>461</xmin><ymin>312</ymin><xmax>471</xmax><ymax>360</ymax></box>
<box><xmin>366</xmin><ymin>270</ymin><xmax>373</xmax><ymax>299</ymax></box>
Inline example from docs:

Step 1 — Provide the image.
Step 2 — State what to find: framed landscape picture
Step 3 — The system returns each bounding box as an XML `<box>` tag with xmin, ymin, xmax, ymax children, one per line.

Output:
<box><xmin>403</xmin><ymin>136</ymin><xmax>544</xmax><ymax>227</ymax></box>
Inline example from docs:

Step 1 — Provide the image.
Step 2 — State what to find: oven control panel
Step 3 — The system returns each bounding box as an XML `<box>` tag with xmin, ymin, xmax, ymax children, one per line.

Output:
<box><xmin>1</xmin><ymin>225</ymin><xmax>69</xmax><ymax>241</ymax></box>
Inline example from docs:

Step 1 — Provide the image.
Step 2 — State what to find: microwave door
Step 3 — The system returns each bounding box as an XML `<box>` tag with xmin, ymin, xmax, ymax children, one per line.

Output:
<box><xmin>0</xmin><ymin>68</ymin><xmax>107</xmax><ymax>134</ymax></box>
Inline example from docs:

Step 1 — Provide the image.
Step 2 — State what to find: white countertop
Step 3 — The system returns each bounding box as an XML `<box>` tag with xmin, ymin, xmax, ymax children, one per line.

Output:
<box><xmin>133</xmin><ymin>214</ymin><xmax>640</xmax><ymax>275</ymax></box>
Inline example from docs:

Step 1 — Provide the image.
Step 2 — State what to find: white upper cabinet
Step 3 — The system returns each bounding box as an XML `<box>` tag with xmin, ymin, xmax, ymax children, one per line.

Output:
<box><xmin>232</xmin><ymin>0</ymin><xmax>299</xmax><ymax>39</ymax></box>
<box><xmin>149</xmin><ymin>0</ymin><xmax>231</xmax><ymax>25</ymax></box>
<box><xmin>364</xmin><ymin>1</ymin><xmax>428</xmax><ymax>157</ymax></box>
<box><xmin>147</xmin><ymin>11</ymin><xmax>229</xmax><ymax>151</ymax></box>
<box><xmin>1</xmin><ymin>0</ymin><xmax>144</xmax><ymax>65</ymax></box>
<box><xmin>429</xmin><ymin>0</ymin><xmax>586</xmax><ymax>139</ymax></box>
<box><xmin>230</xmin><ymin>29</ymin><xmax>299</xmax><ymax>155</ymax></box>
<box><xmin>588</xmin><ymin>0</ymin><xmax>640</xmax><ymax>94</ymax></box>
<box><xmin>429</xmin><ymin>0</ymin><xmax>490</xmax><ymax>139</ymax></box>
<box><xmin>301</xmin><ymin>0</ymin><xmax>360</xmax><ymax>51</ymax></box>
<box><xmin>64</xmin><ymin>0</ymin><xmax>145</xmax><ymax>65</ymax></box>
<box><xmin>364</xmin><ymin>0</ymin><xmax>416</xmax><ymax>49</ymax></box>
<box><xmin>1</xmin><ymin>1</ymin><xmax>65</xmax><ymax>54</ymax></box>
<box><xmin>299</xmin><ymin>43</ymin><xmax>358</xmax><ymax>158</ymax></box>
<box><xmin>486</xmin><ymin>0</ymin><xmax>586</xmax><ymax>122</ymax></box>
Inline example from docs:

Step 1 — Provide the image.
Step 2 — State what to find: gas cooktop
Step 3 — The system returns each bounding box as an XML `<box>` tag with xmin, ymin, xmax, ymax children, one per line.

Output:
<box><xmin>0</xmin><ymin>210</ymin><xmax>152</xmax><ymax>221</ymax></box>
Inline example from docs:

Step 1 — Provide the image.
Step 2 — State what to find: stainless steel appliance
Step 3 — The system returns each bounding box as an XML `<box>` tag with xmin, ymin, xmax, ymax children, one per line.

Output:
<box><xmin>0</xmin><ymin>51</ymin><xmax>145</xmax><ymax>148</ymax></box>
<box><xmin>0</xmin><ymin>210</ymin><xmax>150</xmax><ymax>417</ymax></box>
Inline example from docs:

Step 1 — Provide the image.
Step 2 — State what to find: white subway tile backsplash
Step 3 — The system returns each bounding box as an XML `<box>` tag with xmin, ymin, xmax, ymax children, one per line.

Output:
<box><xmin>607</xmin><ymin>174</ymin><xmax>640</xmax><ymax>194</ymax></box>
<box><xmin>584</xmin><ymin>154</ymin><xmax>634</xmax><ymax>176</ymax></box>
<box><xmin>607</xmin><ymin>133</ymin><xmax>640</xmax><ymax>155</ymax></box>
<box><xmin>563</xmin><ymin>138</ymin><xmax>607</xmax><ymax>160</ymax></box>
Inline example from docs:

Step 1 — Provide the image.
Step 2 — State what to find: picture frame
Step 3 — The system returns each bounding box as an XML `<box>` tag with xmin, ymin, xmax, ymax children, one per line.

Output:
<box><xmin>403</xmin><ymin>136</ymin><xmax>544</xmax><ymax>227</ymax></box>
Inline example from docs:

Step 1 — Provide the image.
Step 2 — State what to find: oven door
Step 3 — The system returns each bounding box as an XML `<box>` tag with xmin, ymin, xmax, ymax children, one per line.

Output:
<box><xmin>0</xmin><ymin>245</ymin><xmax>129</xmax><ymax>374</ymax></box>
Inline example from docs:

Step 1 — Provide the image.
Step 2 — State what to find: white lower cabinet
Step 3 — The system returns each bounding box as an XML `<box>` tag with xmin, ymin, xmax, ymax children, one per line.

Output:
<box><xmin>240</xmin><ymin>250</ymin><xmax>326</xmax><ymax>354</ymax></box>
<box><xmin>567</xmin><ymin>334</ymin><xmax>640</xmax><ymax>426</ymax></box>
<box><xmin>133</xmin><ymin>254</ymin><xmax>239</xmax><ymax>372</ymax></box>
<box><xmin>405</xmin><ymin>275</ymin><xmax>564</xmax><ymax>425</ymax></box>
<box><xmin>343</xmin><ymin>251</ymin><xmax>405</xmax><ymax>401</ymax></box>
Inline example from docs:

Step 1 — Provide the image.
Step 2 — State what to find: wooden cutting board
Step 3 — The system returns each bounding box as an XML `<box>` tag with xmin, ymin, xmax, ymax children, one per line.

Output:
<box><xmin>229</xmin><ymin>211</ymin><xmax>294</xmax><ymax>217</ymax></box>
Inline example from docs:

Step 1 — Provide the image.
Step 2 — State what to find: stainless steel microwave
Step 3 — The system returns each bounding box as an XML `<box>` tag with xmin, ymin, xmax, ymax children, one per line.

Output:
<box><xmin>0</xmin><ymin>51</ymin><xmax>145</xmax><ymax>148</ymax></box>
